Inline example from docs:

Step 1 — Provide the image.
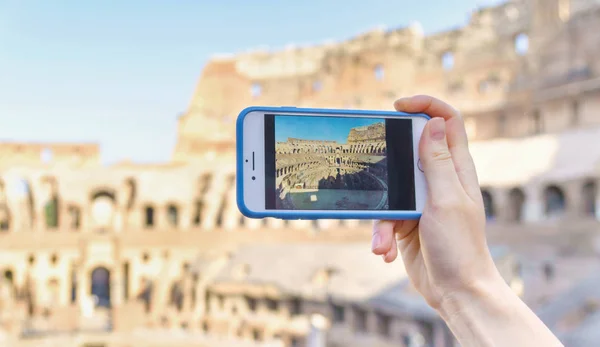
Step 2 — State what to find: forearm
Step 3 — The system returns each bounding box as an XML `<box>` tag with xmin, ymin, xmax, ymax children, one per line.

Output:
<box><xmin>438</xmin><ymin>275</ymin><xmax>563</xmax><ymax>347</ymax></box>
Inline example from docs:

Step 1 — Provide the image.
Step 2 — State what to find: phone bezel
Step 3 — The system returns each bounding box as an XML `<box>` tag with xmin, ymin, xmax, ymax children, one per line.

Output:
<box><xmin>237</xmin><ymin>107</ymin><xmax>428</xmax><ymax>220</ymax></box>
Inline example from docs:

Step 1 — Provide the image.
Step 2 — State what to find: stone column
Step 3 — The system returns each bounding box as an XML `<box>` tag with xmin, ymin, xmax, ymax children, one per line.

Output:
<box><xmin>179</xmin><ymin>205</ymin><xmax>191</xmax><ymax>230</ymax></box>
<box><xmin>564</xmin><ymin>180</ymin><xmax>582</xmax><ymax>220</ymax></box>
<box><xmin>492</xmin><ymin>187</ymin><xmax>510</xmax><ymax>223</ymax></box>
<box><xmin>114</xmin><ymin>209</ymin><xmax>125</xmax><ymax>233</ymax></box>
<box><xmin>307</xmin><ymin>314</ymin><xmax>328</xmax><ymax>347</ymax></box>
<box><xmin>111</xmin><ymin>237</ymin><xmax>124</xmax><ymax>307</ymax></box>
<box><xmin>80</xmin><ymin>206</ymin><xmax>91</xmax><ymax>233</ymax></box>
<box><xmin>523</xmin><ymin>185</ymin><xmax>544</xmax><ymax>223</ymax></box>
<box><xmin>153</xmin><ymin>205</ymin><xmax>166</xmax><ymax>230</ymax></box>
<box><xmin>76</xmin><ymin>240</ymin><xmax>90</xmax><ymax>314</ymax></box>
<box><xmin>34</xmin><ymin>204</ymin><xmax>47</xmax><ymax>232</ymax></box>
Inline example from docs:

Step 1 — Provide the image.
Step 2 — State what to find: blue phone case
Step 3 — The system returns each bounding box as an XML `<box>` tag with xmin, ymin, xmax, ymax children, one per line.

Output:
<box><xmin>236</xmin><ymin>106</ymin><xmax>430</xmax><ymax>220</ymax></box>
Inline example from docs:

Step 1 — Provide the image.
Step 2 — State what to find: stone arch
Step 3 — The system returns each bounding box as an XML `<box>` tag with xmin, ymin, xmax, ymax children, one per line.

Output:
<box><xmin>90</xmin><ymin>190</ymin><xmax>116</xmax><ymax>230</ymax></box>
<box><xmin>40</xmin><ymin>176</ymin><xmax>60</xmax><ymax>229</ymax></box>
<box><xmin>90</xmin><ymin>266</ymin><xmax>111</xmax><ymax>308</ymax></box>
<box><xmin>481</xmin><ymin>189</ymin><xmax>495</xmax><ymax>221</ymax></box>
<box><xmin>544</xmin><ymin>185</ymin><xmax>566</xmax><ymax>218</ymax></box>
<box><xmin>582</xmin><ymin>180</ymin><xmax>597</xmax><ymax>218</ymax></box>
<box><xmin>166</xmin><ymin>203</ymin><xmax>179</xmax><ymax>227</ymax></box>
<box><xmin>508</xmin><ymin>188</ymin><xmax>526</xmax><ymax>222</ymax></box>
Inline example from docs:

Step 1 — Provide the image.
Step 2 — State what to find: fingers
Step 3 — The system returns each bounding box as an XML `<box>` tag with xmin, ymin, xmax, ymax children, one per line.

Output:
<box><xmin>419</xmin><ymin>118</ymin><xmax>463</xmax><ymax>200</ymax></box>
<box><xmin>394</xmin><ymin>95</ymin><xmax>481</xmax><ymax>201</ymax></box>
<box><xmin>372</xmin><ymin>220</ymin><xmax>395</xmax><ymax>256</ymax></box>
<box><xmin>373</xmin><ymin>220</ymin><xmax>418</xmax><ymax>263</ymax></box>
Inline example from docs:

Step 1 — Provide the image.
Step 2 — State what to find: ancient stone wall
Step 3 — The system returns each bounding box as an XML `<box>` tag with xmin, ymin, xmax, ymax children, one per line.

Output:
<box><xmin>173</xmin><ymin>0</ymin><xmax>600</xmax><ymax>163</ymax></box>
<box><xmin>0</xmin><ymin>142</ymin><xmax>100</xmax><ymax>169</ymax></box>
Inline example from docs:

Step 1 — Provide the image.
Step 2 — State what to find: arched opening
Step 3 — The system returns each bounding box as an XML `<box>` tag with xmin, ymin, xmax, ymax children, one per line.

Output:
<box><xmin>14</xmin><ymin>178</ymin><xmax>35</xmax><ymax>229</ymax></box>
<box><xmin>90</xmin><ymin>267</ymin><xmax>111</xmax><ymax>308</ymax></box>
<box><xmin>544</xmin><ymin>185</ymin><xmax>566</xmax><ymax>219</ymax></box>
<box><xmin>508</xmin><ymin>188</ymin><xmax>526</xmax><ymax>222</ymax></box>
<box><xmin>166</xmin><ymin>204</ymin><xmax>179</xmax><ymax>227</ymax></box>
<box><xmin>481</xmin><ymin>189</ymin><xmax>495</xmax><ymax>221</ymax></box>
<box><xmin>90</xmin><ymin>190</ymin><xmax>116</xmax><ymax>231</ymax></box>
<box><xmin>442</xmin><ymin>51</ymin><xmax>455</xmax><ymax>70</ymax></box>
<box><xmin>137</xmin><ymin>277</ymin><xmax>153</xmax><ymax>313</ymax></box>
<box><xmin>67</xmin><ymin>205</ymin><xmax>81</xmax><ymax>230</ymax></box>
<box><xmin>515</xmin><ymin>33</ymin><xmax>529</xmax><ymax>56</ymax></box>
<box><xmin>3</xmin><ymin>269</ymin><xmax>15</xmax><ymax>296</ymax></box>
<box><xmin>582</xmin><ymin>180</ymin><xmax>597</xmax><ymax>218</ymax></box>
<box><xmin>144</xmin><ymin>205</ymin><xmax>155</xmax><ymax>228</ymax></box>
<box><xmin>0</xmin><ymin>204</ymin><xmax>10</xmax><ymax>232</ymax></box>
<box><xmin>374</xmin><ymin>64</ymin><xmax>384</xmax><ymax>81</ymax></box>
<box><xmin>41</xmin><ymin>177</ymin><xmax>60</xmax><ymax>229</ymax></box>
<box><xmin>169</xmin><ymin>281</ymin><xmax>184</xmax><ymax>312</ymax></box>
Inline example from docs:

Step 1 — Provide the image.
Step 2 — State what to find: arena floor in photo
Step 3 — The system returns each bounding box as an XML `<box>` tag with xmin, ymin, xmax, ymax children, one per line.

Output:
<box><xmin>287</xmin><ymin>188</ymin><xmax>388</xmax><ymax>210</ymax></box>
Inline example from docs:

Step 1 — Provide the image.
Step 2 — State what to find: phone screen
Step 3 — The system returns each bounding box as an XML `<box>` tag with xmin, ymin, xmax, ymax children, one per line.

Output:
<box><xmin>264</xmin><ymin>114</ymin><xmax>416</xmax><ymax>211</ymax></box>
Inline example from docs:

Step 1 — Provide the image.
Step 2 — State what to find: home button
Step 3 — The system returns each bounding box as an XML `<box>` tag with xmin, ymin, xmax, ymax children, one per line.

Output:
<box><xmin>417</xmin><ymin>159</ymin><xmax>424</xmax><ymax>172</ymax></box>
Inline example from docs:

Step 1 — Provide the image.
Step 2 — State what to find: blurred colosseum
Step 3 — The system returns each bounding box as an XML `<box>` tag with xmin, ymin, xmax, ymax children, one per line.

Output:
<box><xmin>1</xmin><ymin>0</ymin><xmax>600</xmax><ymax>346</ymax></box>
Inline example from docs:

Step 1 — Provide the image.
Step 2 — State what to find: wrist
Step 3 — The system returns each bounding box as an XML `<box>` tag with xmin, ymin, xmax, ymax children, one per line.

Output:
<box><xmin>437</xmin><ymin>271</ymin><xmax>512</xmax><ymax>322</ymax></box>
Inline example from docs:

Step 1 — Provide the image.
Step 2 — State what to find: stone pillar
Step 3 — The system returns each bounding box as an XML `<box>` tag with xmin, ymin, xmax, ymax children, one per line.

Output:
<box><xmin>76</xmin><ymin>240</ymin><xmax>90</xmax><ymax>314</ymax></box>
<box><xmin>111</xmin><ymin>238</ymin><xmax>124</xmax><ymax>307</ymax></box>
<box><xmin>80</xmin><ymin>207</ymin><xmax>91</xmax><ymax>233</ymax></box>
<box><xmin>491</xmin><ymin>187</ymin><xmax>510</xmax><ymax>223</ymax></box>
<box><xmin>523</xmin><ymin>185</ymin><xmax>543</xmax><ymax>223</ymax></box>
<box><xmin>564</xmin><ymin>180</ymin><xmax>581</xmax><ymax>220</ymax></box>
<box><xmin>307</xmin><ymin>314</ymin><xmax>328</xmax><ymax>347</ymax></box>
<box><xmin>114</xmin><ymin>209</ymin><xmax>124</xmax><ymax>233</ymax></box>
<box><xmin>179</xmin><ymin>205</ymin><xmax>191</xmax><ymax>230</ymax></box>
<box><xmin>34</xmin><ymin>205</ymin><xmax>46</xmax><ymax>232</ymax></box>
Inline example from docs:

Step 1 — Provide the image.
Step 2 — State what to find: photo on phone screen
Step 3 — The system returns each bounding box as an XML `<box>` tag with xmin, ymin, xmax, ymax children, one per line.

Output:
<box><xmin>264</xmin><ymin>114</ymin><xmax>415</xmax><ymax>211</ymax></box>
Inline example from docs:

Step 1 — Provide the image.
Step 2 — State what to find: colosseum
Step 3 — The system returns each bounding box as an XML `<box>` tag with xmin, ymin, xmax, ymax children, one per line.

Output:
<box><xmin>275</xmin><ymin>122</ymin><xmax>388</xmax><ymax>210</ymax></box>
<box><xmin>1</xmin><ymin>0</ymin><xmax>600</xmax><ymax>346</ymax></box>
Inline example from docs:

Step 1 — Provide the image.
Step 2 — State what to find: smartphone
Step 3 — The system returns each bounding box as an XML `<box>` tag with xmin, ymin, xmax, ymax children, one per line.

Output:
<box><xmin>236</xmin><ymin>107</ymin><xmax>429</xmax><ymax>220</ymax></box>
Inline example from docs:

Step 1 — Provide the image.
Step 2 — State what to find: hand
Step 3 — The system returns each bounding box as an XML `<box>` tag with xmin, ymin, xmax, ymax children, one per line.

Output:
<box><xmin>371</xmin><ymin>95</ymin><xmax>502</xmax><ymax>310</ymax></box>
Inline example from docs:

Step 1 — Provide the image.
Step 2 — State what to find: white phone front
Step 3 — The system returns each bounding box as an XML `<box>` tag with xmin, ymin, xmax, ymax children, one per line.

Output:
<box><xmin>238</xmin><ymin>107</ymin><xmax>428</xmax><ymax>220</ymax></box>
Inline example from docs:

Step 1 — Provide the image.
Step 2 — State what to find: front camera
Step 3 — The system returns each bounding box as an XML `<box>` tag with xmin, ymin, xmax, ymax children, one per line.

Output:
<box><xmin>252</xmin><ymin>176</ymin><xmax>256</xmax><ymax>181</ymax></box>
<box><xmin>245</xmin><ymin>159</ymin><xmax>249</xmax><ymax>163</ymax></box>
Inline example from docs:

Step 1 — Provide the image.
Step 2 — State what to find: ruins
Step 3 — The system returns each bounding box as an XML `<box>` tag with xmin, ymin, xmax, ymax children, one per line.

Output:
<box><xmin>275</xmin><ymin>122</ymin><xmax>388</xmax><ymax>210</ymax></box>
<box><xmin>0</xmin><ymin>0</ymin><xmax>600</xmax><ymax>346</ymax></box>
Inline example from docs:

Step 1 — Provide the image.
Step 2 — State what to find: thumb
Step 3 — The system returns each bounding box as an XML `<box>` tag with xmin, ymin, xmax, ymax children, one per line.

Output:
<box><xmin>419</xmin><ymin>118</ymin><xmax>463</xmax><ymax>199</ymax></box>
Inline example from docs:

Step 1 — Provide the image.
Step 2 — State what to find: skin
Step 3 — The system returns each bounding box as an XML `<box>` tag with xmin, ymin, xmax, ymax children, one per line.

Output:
<box><xmin>371</xmin><ymin>95</ymin><xmax>563</xmax><ymax>347</ymax></box>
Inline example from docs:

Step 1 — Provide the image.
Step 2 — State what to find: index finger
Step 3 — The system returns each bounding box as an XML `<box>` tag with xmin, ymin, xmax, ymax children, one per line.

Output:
<box><xmin>394</xmin><ymin>95</ymin><xmax>481</xmax><ymax>202</ymax></box>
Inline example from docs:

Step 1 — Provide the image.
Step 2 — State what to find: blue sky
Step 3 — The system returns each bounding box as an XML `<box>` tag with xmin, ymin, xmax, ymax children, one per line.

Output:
<box><xmin>0</xmin><ymin>0</ymin><xmax>504</xmax><ymax>164</ymax></box>
<box><xmin>275</xmin><ymin>115</ymin><xmax>383</xmax><ymax>144</ymax></box>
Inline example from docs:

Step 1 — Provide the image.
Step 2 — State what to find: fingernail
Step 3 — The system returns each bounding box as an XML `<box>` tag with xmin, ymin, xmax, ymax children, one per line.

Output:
<box><xmin>372</xmin><ymin>232</ymin><xmax>382</xmax><ymax>251</ymax></box>
<box><xmin>429</xmin><ymin>118</ymin><xmax>446</xmax><ymax>141</ymax></box>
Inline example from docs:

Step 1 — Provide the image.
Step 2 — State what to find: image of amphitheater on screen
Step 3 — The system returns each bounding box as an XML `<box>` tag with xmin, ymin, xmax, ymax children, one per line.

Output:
<box><xmin>273</xmin><ymin>115</ymin><xmax>389</xmax><ymax>210</ymax></box>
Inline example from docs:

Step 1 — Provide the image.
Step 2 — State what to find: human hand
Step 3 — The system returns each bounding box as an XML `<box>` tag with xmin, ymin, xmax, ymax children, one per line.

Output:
<box><xmin>371</xmin><ymin>95</ymin><xmax>502</xmax><ymax>310</ymax></box>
